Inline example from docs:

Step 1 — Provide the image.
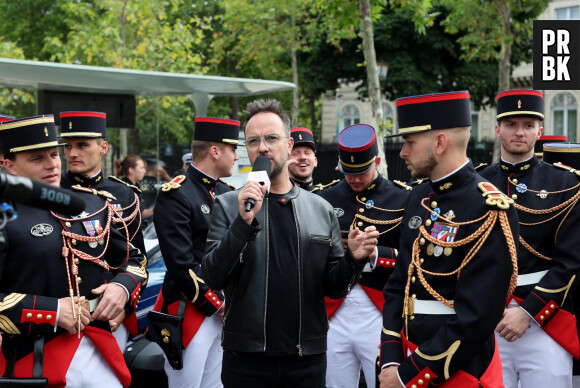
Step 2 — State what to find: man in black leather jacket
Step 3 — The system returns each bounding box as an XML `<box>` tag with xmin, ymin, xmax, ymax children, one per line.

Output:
<box><xmin>202</xmin><ymin>98</ymin><xmax>379</xmax><ymax>388</ymax></box>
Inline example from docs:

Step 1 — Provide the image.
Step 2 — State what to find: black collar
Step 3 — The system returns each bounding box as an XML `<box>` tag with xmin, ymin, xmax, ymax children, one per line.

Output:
<box><xmin>189</xmin><ymin>165</ymin><xmax>217</xmax><ymax>189</ymax></box>
<box><xmin>67</xmin><ymin>170</ymin><xmax>104</xmax><ymax>188</ymax></box>
<box><xmin>430</xmin><ymin>162</ymin><xmax>476</xmax><ymax>195</ymax></box>
<box><xmin>499</xmin><ymin>156</ymin><xmax>538</xmax><ymax>176</ymax></box>
<box><xmin>350</xmin><ymin>174</ymin><xmax>383</xmax><ymax>195</ymax></box>
<box><xmin>269</xmin><ymin>183</ymin><xmax>300</xmax><ymax>205</ymax></box>
<box><xmin>290</xmin><ymin>177</ymin><xmax>314</xmax><ymax>189</ymax></box>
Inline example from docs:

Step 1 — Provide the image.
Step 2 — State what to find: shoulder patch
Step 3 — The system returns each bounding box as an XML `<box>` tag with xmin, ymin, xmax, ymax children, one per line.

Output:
<box><xmin>393</xmin><ymin>179</ymin><xmax>413</xmax><ymax>191</ymax></box>
<box><xmin>474</xmin><ymin>163</ymin><xmax>488</xmax><ymax>171</ymax></box>
<box><xmin>218</xmin><ymin>178</ymin><xmax>236</xmax><ymax>190</ymax></box>
<box><xmin>161</xmin><ymin>175</ymin><xmax>186</xmax><ymax>192</ymax></box>
<box><xmin>72</xmin><ymin>185</ymin><xmax>117</xmax><ymax>201</ymax></box>
<box><xmin>553</xmin><ymin>162</ymin><xmax>580</xmax><ymax>177</ymax></box>
<box><xmin>108</xmin><ymin>175</ymin><xmax>142</xmax><ymax>193</ymax></box>
<box><xmin>312</xmin><ymin>179</ymin><xmax>340</xmax><ymax>193</ymax></box>
<box><xmin>478</xmin><ymin>181</ymin><xmax>513</xmax><ymax>210</ymax></box>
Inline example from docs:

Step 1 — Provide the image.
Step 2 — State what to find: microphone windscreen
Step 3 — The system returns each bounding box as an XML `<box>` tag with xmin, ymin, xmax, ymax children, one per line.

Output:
<box><xmin>252</xmin><ymin>155</ymin><xmax>272</xmax><ymax>176</ymax></box>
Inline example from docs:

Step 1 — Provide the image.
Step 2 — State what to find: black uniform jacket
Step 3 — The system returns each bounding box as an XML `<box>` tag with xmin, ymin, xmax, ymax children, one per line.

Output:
<box><xmin>153</xmin><ymin>167</ymin><xmax>233</xmax><ymax>346</ymax></box>
<box><xmin>318</xmin><ymin>176</ymin><xmax>410</xmax><ymax>292</ymax></box>
<box><xmin>61</xmin><ymin>170</ymin><xmax>145</xmax><ymax>255</ymax></box>
<box><xmin>290</xmin><ymin>177</ymin><xmax>316</xmax><ymax>191</ymax></box>
<box><xmin>479</xmin><ymin>157</ymin><xmax>580</xmax><ymax>356</ymax></box>
<box><xmin>380</xmin><ymin>162</ymin><xmax>519</xmax><ymax>386</ymax></box>
<box><xmin>202</xmin><ymin>185</ymin><xmax>366</xmax><ymax>355</ymax></box>
<box><xmin>0</xmin><ymin>188</ymin><xmax>147</xmax><ymax>365</ymax></box>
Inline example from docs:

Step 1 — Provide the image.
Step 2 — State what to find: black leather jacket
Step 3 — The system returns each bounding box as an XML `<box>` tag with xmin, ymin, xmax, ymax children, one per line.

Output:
<box><xmin>202</xmin><ymin>185</ymin><xmax>365</xmax><ymax>355</ymax></box>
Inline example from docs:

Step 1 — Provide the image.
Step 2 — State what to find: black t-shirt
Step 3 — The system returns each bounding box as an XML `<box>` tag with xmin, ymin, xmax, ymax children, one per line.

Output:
<box><xmin>264</xmin><ymin>192</ymin><xmax>299</xmax><ymax>356</ymax></box>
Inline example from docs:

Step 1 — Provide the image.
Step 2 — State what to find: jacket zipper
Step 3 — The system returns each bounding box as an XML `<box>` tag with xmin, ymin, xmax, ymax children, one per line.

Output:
<box><xmin>263</xmin><ymin>195</ymin><xmax>269</xmax><ymax>352</ymax></box>
<box><xmin>227</xmin><ymin>242</ymin><xmax>248</xmax><ymax>276</ymax></box>
<box><xmin>291</xmin><ymin>201</ymin><xmax>303</xmax><ymax>356</ymax></box>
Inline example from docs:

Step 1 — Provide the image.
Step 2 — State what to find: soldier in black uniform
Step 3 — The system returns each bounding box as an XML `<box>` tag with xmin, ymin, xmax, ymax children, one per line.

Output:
<box><xmin>478</xmin><ymin>90</ymin><xmax>580</xmax><ymax>388</ymax></box>
<box><xmin>0</xmin><ymin>115</ymin><xmax>147</xmax><ymax>387</ymax></box>
<box><xmin>151</xmin><ymin>116</ymin><xmax>239</xmax><ymax>388</ymax></box>
<box><xmin>378</xmin><ymin>91</ymin><xmax>519</xmax><ymax>388</ymax></box>
<box><xmin>59</xmin><ymin>111</ymin><xmax>145</xmax><ymax>346</ymax></box>
<box><xmin>288</xmin><ymin>127</ymin><xmax>319</xmax><ymax>191</ymax></box>
<box><xmin>317</xmin><ymin>123</ymin><xmax>410</xmax><ymax>388</ymax></box>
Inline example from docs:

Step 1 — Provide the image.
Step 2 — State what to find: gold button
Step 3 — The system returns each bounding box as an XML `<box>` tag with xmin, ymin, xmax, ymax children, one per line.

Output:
<box><xmin>392</xmin><ymin>263</ymin><xmax>395</xmax><ymax>267</ymax></box>
<box><xmin>412</xmin><ymin>385</ymin><xmax>417</xmax><ymax>388</ymax></box>
<box><xmin>420</xmin><ymin>238</ymin><xmax>425</xmax><ymax>245</ymax></box>
<box><xmin>361</xmin><ymin>197</ymin><xmax>366</xmax><ymax>202</ymax></box>
<box><xmin>358</xmin><ymin>222</ymin><xmax>363</xmax><ymax>227</ymax></box>
<box><xmin>212</xmin><ymin>297</ymin><xmax>216</xmax><ymax>301</ymax></box>
<box><xmin>425</xmin><ymin>219</ymin><xmax>432</xmax><ymax>226</ymax></box>
<box><xmin>540</xmin><ymin>315</ymin><xmax>545</xmax><ymax>320</ymax></box>
<box><xmin>545</xmin><ymin>310</ymin><xmax>550</xmax><ymax>315</ymax></box>
<box><xmin>550</xmin><ymin>304</ymin><xmax>555</xmax><ymax>309</ymax></box>
<box><xmin>217</xmin><ymin>301</ymin><xmax>221</xmax><ymax>306</ymax></box>
<box><xmin>431</xmin><ymin>201</ymin><xmax>437</xmax><ymax>208</ymax></box>
<box><xmin>411</xmin><ymin>276</ymin><xmax>416</xmax><ymax>283</ymax></box>
<box><xmin>418</xmin><ymin>379</ymin><xmax>424</xmax><ymax>385</ymax></box>
<box><xmin>379</xmin><ymin>260</ymin><xmax>384</xmax><ymax>265</ymax></box>
<box><xmin>208</xmin><ymin>292</ymin><xmax>213</xmax><ymax>297</ymax></box>
<box><xmin>26</xmin><ymin>313</ymin><xmax>32</xmax><ymax>319</ymax></box>
<box><xmin>512</xmin><ymin>179</ymin><xmax>518</xmax><ymax>184</ymax></box>
<box><xmin>65</xmin><ymin>222</ymin><xmax>71</xmax><ymax>227</ymax></box>
<box><xmin>46</xmin><ymin>315</ymin><xmax>52</xmax><ymax>320</ymax></box>
<box><xmin>72</xmin><ymin>239</ymin><xmax>77</xmax><ymax>245</ymax></box>
<box><xmin>74</xmin><ymin>258</ymin><xmax>79</xmax><ymax>265</ymax></box>
<box><xmin>412</xmin><ymin>294</ymin><xmax>416</xmax><ymax>298</ymax></box>
<box><xmin>37</xmin><ymin>314</ymin><xmax>42</xmax><ymax>320</ymax></box>
<box><xmin>359</xmin><ymin>208</ymin><xmax>365</xmax><ymax>213</ymax></box>
<box><xmin>512</xmin><ymin>194</ymin><xmax>517</xmax><ymax>200</ymax></box>
<box><xmin>425</xmin><ymin>373</ymin><xmax>431</xmax><ymax>380</ymax></box>
<box><xmin>77</xmin><ymin>277</ymin><xmax>82</xmax><ymax>284</ymax></box>
<box><xmin>420</xmin><ymin>258</ymin><xmax>424</xmax><ymax>264</ymax></box>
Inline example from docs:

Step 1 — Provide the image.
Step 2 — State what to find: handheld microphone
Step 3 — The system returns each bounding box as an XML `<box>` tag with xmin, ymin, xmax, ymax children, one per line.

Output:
<box><xmin>244</xmin><ymin>155</ymin><xmax>272</xmax><ymax>212</ymax></box>
<box><xmin>0</xmin><ymin>173</ymin><xmax>86</xmax><ymax>214</ymax></box>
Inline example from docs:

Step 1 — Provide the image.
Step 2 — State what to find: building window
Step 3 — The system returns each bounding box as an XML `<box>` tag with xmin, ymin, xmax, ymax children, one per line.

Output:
<box><xmin>341</xmin><ymin>104</ymin><xmax>360</xmax><ymax>128</ymax></box>
<box><xmin>552</xmin><ymin>92</ymin><xmax>577</xmax><ymax>142</ymax></box>
<box><xmin>556</xmin><ymin>6</ymin><xmax>579</xmax><ymax>20</ymax></box>
<box><xmin>382</xmin><ymin>102</ymin><xmax>394</xmax><ymax>132</ymax></box>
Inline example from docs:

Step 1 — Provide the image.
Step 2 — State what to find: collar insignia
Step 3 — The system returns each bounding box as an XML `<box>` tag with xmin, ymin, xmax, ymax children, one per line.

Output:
<box><xmin>439</xmin><ymin>182</ymin><xmax>452</xmax><ymax>191</ymax></box>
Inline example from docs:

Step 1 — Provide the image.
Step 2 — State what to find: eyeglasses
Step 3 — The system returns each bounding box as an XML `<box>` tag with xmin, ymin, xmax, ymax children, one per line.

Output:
<box><xmin>245</xmin><ymin>134</ymin><xmax>287</xmax><ymax>151</ymax></box>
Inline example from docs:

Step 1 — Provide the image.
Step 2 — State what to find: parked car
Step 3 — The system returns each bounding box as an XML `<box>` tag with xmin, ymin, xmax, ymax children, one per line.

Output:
<box><xmin>124</xmin><ymin>223</ymin><xmax>168</xmax><ymax>388</ymax></box>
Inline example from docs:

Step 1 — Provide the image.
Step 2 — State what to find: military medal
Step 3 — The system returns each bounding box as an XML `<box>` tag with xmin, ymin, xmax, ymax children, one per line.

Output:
<box><xmin>112</xmin><ymin>203</ymin><xmax>123</xmax><ymax>217</ymax></box>
<box><xmin>426</xmin><ymin>243</ymin><xmax>435</xmax><ymax>256</ymax></box>
<box><xmin>430</xmin><ymin>222</ymin><xmax>458</xmax><ymax>242</ymax></box>
<box><xmin>201</xmin><ymin>204</ymin><xmax>210</xmax><ymax>214</ymax></box>
<box><xmin>516</xmin><ymin>183</ymin><xmax>527</xmax><ymax>193</ymax></box>
<box><xmin>365</xmin><ymin>199</ymin><xmax>374</xmax><ymax>209</ymax></box>
<box><xmin>433</xmin><ymin>245</ymin><xmax>444</xmax><ymax>257</ymax></box>
<box><xmin>408</xmin><ymin>216</ymin><xmax>421</xmax><ymax>230</ymax></box>
<box><xmin>443</xmin><ymin>210</ymin><xmax>455</xmax><ymax>220</ymax></box>
<box><xmin>430</xmin><ymin>208</ymin><xmax>440</xmax><ymax>221</ymax></box>
<box><xmin>537</xmin><ymin>190</ymin><xmax>548</xmax><ymax>199</ymax></box>
<box><xmin>444</xmin><ymin>247</ymin><xmax>452</xmax><ymax>256</ymax></box>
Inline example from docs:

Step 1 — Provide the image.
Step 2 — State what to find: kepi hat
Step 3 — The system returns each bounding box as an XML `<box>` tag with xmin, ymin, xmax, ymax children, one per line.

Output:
<box><xmin>194</xmin><ymin>117</ymin><xmax>239</xmax><ymax>145</ymax></box>
<box><xmin>337</xmin><ymin>124</ymin><xmax>378</xmax><ymax>175</ymax></box>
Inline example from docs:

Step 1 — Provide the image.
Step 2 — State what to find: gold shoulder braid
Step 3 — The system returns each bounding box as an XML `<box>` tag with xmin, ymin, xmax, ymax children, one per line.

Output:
<box><xmin>351</xmin><ymin>194</ymin><xmax>404</xmax><ymax>235</ymax></box>
<box><xmin>393</xmin><ymin>180</ymin><xmax>413</xmax><ymax>191</ymax></box>
<box><xmin>553</xmin><ymin>162</ymin><xmax>580</xmax><ymax>177</ymax></box>
<box><xmin>108</xmin><ymin>175</ymin><xmax>142</xmax><ymax>193</ymax></box>
<box><xmin>51</xmin><ymin>200</ymin><xmax>130</xmax><ymax>338</ymax></box>
<box><xmin>71</xmin><ymin>185</ymin><xmax>117</xmax><ymax>201</ymax></box>
<box><xmin>219</xmin><ymin>178</ymin><xmax>236</xmax><ymax>190</ymax></box>
<box><xmin>402</xmin><ymin>197</ymin><xmax>518</xmax><ymax>338</ymax></box>
<box><xmin>161</xmin><ymin>175</ymin><xmax>186</xmax><ymax>192</ymax></box>
<box><xmin>506</xmin><ymin>177</ymin><xmax>580</xmax><ymax>261</ymax></box>
<box><xmin>111</xmin><ymin>191</ymin><xmax>142</xmax><ymax>242</ymax></box>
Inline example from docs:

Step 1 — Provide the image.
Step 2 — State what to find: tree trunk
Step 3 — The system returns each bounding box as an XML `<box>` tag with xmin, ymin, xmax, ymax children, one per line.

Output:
<box><xmin>492</xmin><ymin>0</ymin><xmax>512</xmax><ymax>164</ymax></box>
<box><xmin>359</xmin><ymin>0</ymin><xmax>388</xmax><ymax>178</ymax></box>
<box><xmin>309</xmin><ymin>94</ymin><xmax>316</xmax><ymax>132</ymax></box>
<box><xmin>127</xmin><ymin>127</ymin><xmax>140</xmax><ymax>155</ymax></box>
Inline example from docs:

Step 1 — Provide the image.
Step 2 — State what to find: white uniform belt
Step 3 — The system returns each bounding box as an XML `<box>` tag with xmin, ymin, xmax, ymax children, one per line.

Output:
<box><xmin>517</xmin><ymin>270</ymin><xmax>548</xmax><ymax>287</ymax></box>
<box><xmin>413</xmin><ymin>299</ymin><xmax>456</xmax><ymax>315</ymax></box>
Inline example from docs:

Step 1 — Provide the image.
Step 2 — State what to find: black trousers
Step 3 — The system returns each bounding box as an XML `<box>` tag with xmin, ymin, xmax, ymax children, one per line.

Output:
<box><xmin>222</xmin><ymin>350</ymin><xmax>326</xmax><ymax>388</ymax></box>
